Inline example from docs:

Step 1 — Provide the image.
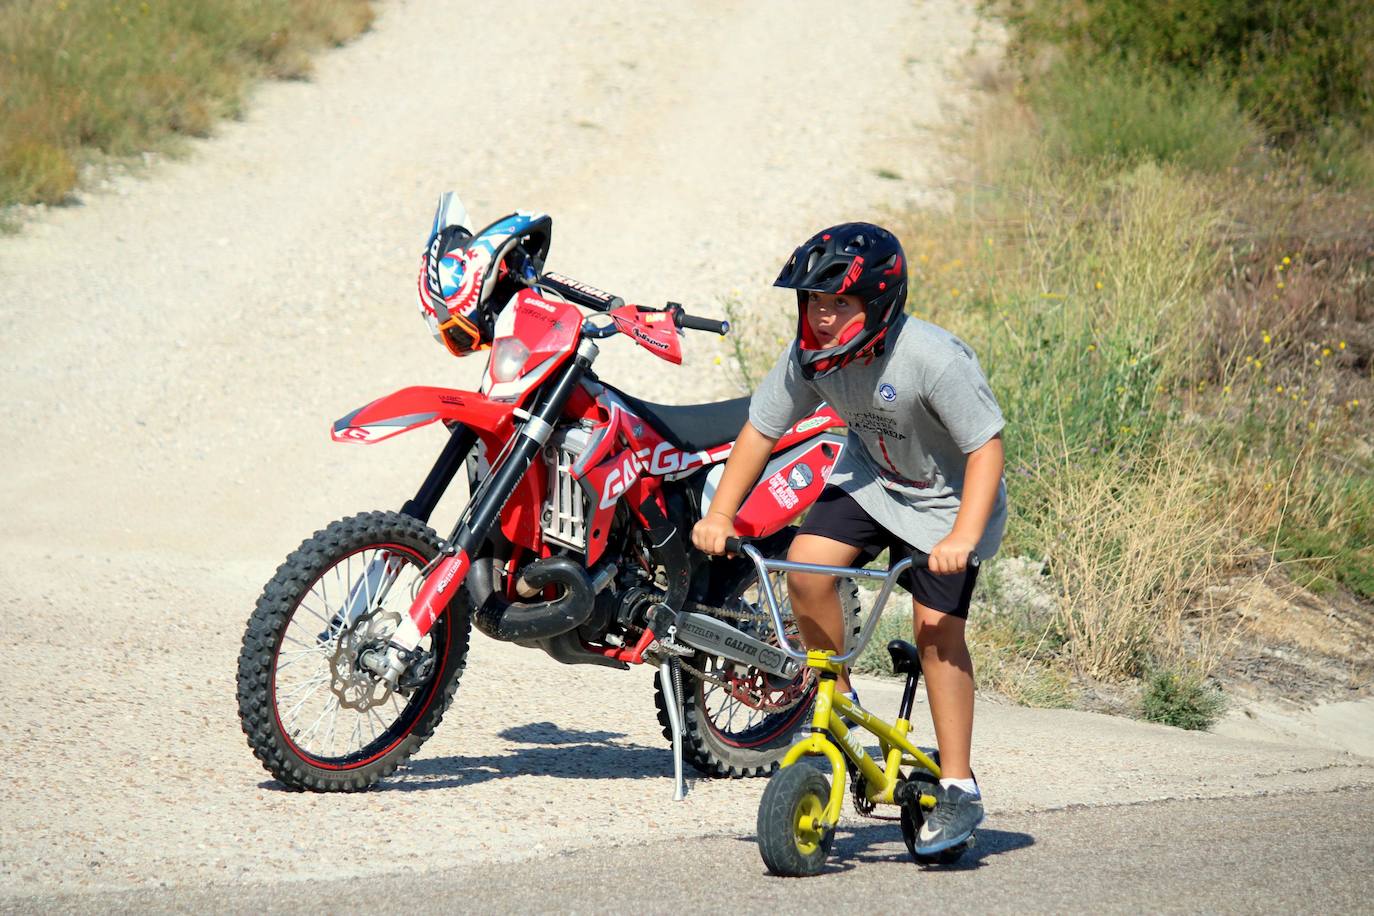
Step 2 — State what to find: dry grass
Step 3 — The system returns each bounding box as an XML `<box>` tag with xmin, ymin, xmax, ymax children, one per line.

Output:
<box><xmin>1035</xmin><ymin>442</ymin><xmax>1246</xmax><ymax>680</ymax></box>
<box><xmin>0</xmin><ymin>0</ymin><xmax>375</xmax><ymax>214</ymax></box>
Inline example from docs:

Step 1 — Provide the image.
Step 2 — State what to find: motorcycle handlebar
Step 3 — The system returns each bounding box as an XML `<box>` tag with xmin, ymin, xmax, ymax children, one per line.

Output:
<box><xmin>668</xmin><ymin>302</ymin><xmax>730</xmax><ymax>336</ymax></box>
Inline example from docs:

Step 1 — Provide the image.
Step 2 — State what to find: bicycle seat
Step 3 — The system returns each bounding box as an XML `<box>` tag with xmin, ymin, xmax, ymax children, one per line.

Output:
<box><xmin>607</xmin><ymin>387</ymin><xmax>751</xmax><ymax>452</ymax></box>
<box><xmin>887</xmin><ymin>640</ymin><xmax>922</xmax><ymax>677</ymax></box>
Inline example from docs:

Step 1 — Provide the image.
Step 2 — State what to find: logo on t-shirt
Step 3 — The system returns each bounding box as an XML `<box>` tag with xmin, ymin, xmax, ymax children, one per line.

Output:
<box><xmin>878</xmin><ymin>383</ymin><xmax>897</xmax><ymax>402</ymax></box>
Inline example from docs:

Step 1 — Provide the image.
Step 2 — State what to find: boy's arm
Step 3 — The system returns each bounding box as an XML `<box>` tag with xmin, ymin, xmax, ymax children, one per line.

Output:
<box><xmin>929</xmin><ymin>434</ymin><xmax>1003</xmax><ymax>575</ymax></box>
<box><xmin>691</xmin><ymin>421</ymin><xmax>778</xmax><ymax>555</ymax></box>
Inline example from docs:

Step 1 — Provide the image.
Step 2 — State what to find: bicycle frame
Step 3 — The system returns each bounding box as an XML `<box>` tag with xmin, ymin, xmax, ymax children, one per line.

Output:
<box><xmin>786</xmin><ymin>671</ymin><xmax>940</xmax><ymax>826</ymax></box>
<box><xmin>735</xmin><ymin>544</ymin><xmax>959</xmax><ymax>826</ymax></box>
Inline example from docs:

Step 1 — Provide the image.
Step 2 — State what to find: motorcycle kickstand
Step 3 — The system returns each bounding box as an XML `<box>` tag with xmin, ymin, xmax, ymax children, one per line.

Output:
<box><xmin>659</xmin><ymin>657</ymin><xmax>687</xmax><ymax>801</ymax></box>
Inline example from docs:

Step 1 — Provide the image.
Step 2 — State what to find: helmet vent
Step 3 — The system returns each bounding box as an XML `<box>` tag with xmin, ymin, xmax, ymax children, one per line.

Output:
<box><xmin>815</xmin><ymin>262</ymin><xmax>846</xmax><ymax>284</ymax></box>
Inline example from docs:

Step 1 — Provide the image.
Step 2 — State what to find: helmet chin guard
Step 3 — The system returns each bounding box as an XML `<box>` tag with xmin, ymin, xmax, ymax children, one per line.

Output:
<box><xmin>775</xmin><ymin>222</ymin><xmax>907</xmax><ymax>380</ymax></box>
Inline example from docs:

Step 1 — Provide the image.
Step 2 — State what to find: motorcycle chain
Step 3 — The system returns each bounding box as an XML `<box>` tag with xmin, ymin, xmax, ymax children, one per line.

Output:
<box><xmin>655</xmin><ymin>598</ymin><xmax>809</xmax><ymax>714</ymax></box>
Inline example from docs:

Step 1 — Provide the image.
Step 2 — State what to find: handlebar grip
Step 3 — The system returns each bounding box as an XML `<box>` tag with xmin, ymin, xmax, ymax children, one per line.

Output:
<box><xmin>908</xmin><ymin>551</ymin><xmax>980</xmax><ymax>570</ymax></box>
<box><xmin>724</xmin><ymin>536</ymin><xmax>744</xmax><ymax>554</ymax></box>
<box><xmin>667</xmin><ymin>302</ymin><xmax>730</xmax><ymax>335</ymax></box>
<box><xmin>679</xmin><ymin>313</ymin><xmax>730</xmax><ymax>335</ymax></box>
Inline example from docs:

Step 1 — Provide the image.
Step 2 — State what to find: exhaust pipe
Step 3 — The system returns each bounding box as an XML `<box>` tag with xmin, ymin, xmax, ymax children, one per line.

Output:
<box><xmin>467</xmin><ymin>556</ymin><xmax>596</xmax><ymax>642</ymax></box>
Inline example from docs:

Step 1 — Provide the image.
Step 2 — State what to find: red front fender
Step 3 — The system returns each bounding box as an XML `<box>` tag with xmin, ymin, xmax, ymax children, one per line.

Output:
<box><xmin>331</xmin><ymin>386</ymin><xmax>517</xmax><ymax>444</ymax></box>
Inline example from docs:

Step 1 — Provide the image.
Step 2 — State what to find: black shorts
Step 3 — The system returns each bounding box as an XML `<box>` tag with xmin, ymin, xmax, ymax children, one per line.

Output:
<box><xmin>795</xmin><ymin>486</ymin><xmax>980</xmax><ymax>618</ymax></box>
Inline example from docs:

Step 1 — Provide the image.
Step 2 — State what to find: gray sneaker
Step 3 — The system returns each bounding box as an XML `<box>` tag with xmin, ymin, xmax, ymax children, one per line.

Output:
<box><xmin>915</xmin><ymin>783</ymin><xmax>984</xmax><ymax>855</ymax></box>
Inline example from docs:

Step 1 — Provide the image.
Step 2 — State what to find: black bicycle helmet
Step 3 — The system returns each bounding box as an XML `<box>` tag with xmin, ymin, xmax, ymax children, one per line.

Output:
<box><xmin>774</xmin><ymin>222</ymin><xmax>907</xmax><ymax>379</ymax></box>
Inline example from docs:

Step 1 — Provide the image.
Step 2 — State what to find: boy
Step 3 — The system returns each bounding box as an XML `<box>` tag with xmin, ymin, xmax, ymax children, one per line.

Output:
<box><xmin>692</xmin><ymin>223</ymin><xmax>1006</xmax><ymax>855</ymax></box>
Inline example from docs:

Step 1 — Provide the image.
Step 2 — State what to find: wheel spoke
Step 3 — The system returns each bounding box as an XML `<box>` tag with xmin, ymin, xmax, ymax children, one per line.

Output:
<box><xmin>297</xmin><ymin>696</ymin><xmax>339</xmax><ymax>743</ymax></box>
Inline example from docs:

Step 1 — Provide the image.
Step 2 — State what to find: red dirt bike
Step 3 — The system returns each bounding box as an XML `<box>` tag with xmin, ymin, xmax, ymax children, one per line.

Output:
<box><xmin>236</xmin><ymin>197</ymin><xmax>858</xmax><ymax>797</ymax></box>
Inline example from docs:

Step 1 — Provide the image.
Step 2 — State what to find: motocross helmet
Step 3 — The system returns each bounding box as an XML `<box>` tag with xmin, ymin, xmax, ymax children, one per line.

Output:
<box><xmin>774</xmin><ymin>222</ymin><xmax>907</xmax><ymax>379</ymax></box>
<box><xmin>417</xmin><ymin>194</ymin><xmax>553</xmax><ymax>357</ymax></box>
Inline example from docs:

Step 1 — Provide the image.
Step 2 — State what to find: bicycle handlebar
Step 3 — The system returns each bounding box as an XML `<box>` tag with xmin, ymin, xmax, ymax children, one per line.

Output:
<box><xmin>724</xmin><ymin>536</ymin><xmax>978</xmax><ymax>666</ymax></box>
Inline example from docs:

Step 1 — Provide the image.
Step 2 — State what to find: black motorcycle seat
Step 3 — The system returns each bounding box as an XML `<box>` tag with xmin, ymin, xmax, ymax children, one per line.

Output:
<box><xmin>607</xmin><ymin>387</ymin><xmax>752</xmax><ymax>452</ymax></box>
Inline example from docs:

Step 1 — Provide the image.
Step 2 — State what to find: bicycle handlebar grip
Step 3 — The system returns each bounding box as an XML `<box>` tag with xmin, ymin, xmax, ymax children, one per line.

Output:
<box><xmin>724</xmin><ymin>536</ymin><xmax>744</xmax><ymax>554</ymax></box>
<box><xmin>909</xmin><ymin>551</ymin><xmax>980</xmax><ymax>570</ymax></box>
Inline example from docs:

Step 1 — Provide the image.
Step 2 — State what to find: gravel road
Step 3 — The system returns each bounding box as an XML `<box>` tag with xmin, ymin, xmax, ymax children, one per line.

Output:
<box><xmin>0</xmin><ymin>0</ymin><xmax>1370</xmax><ymax>906</ymax></box>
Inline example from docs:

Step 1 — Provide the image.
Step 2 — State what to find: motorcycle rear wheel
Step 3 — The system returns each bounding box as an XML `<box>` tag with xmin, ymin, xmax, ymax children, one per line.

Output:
<box><xmin>654</xmin><ymin>553</ymin><xmax>861</xmax><ymax>778</ymax></box>
<box><xmin>237</xmin><ymin>511</ymin><xmax>471</xmax><ymax>791</ymax></box>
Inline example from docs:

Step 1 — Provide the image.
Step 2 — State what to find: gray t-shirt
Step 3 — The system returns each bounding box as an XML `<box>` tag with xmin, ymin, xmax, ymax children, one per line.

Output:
<box><xmin>749</xmin><ymin>315</ymin><xmax>1007</xmax><ymax>557</ymax></box>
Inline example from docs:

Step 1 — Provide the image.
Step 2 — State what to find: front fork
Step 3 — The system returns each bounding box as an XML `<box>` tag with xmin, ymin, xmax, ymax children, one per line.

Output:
<box><xmin>368</xmin><ymin>338</ymin><xmax>601</xmax><ymax>686</ymax></box>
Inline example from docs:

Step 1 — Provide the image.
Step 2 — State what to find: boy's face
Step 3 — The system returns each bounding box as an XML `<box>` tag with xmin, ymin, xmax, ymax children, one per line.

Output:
<box><xmin>805</xmin><ymin>292</ymin><xmax>866</xmax><ymax>345</ymax></box>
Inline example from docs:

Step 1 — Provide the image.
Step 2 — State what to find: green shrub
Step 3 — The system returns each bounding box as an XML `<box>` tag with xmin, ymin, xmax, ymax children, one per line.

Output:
<box><xmin>1141</xmin><ymin>670</ymin><xmax>1225</xmax><ymax>730</ymax></box>
<box><xmin>995</xmin><ymin>0</ymin><xmax>1374</xmax><ymax>141</ymax></box>
<box><xmin>1035</xmin><ymin>60</ymin><xmax>1260</xmax><ymax>172</ymax></box>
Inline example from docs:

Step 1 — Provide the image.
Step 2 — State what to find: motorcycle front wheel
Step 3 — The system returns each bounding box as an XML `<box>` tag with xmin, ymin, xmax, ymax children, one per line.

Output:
<box><xmin>236</xmin><ymin>511</ymin><xmax>471</xmax><ymax>791</ymax></box>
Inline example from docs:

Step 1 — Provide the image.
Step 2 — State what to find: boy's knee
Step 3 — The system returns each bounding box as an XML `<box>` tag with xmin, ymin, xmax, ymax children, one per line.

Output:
<box><xmin>914</xmin><ymin>611</ymin><xmax>967</xmax><ymax>653</ymax></box>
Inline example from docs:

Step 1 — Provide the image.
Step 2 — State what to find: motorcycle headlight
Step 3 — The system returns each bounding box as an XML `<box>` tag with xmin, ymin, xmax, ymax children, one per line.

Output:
<box><xmin>490</xmin><ymin>336</ymin><xmax>531</xmax><ymax>384</ymax></box>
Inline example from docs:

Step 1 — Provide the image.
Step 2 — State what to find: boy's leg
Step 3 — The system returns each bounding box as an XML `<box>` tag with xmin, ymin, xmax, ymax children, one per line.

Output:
<box><xmin>785</xmin><ymin>534</ymin><xmax>863</xmax><ymax>694</ymax></box>
<box><xmin>908</xmin><ymin>565</ymin><xmax>984</xmax><ymax>855</ymax></box>
<box><xmin>913</xmin><ymin>601</ymin><xmax>974</xmax><ymax>779</ymax></box>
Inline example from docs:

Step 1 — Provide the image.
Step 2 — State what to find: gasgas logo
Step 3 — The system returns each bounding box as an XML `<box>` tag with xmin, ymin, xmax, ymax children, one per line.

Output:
<box><xmin>599</xmin><ymin>452</ymin><xmax>643</xmax><ymax>509</ymax></box>
<box><xmin>597</xmin><ymin>441</ymin><xmax>730</xmax><ymax>508</ymax></box>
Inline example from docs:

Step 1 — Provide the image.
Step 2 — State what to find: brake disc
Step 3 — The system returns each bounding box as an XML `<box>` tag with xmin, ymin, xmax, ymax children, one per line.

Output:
<box><xmin>329</xmin><ymin>609</ymin><xmax>401</xmax><ymax>711</ymax></box>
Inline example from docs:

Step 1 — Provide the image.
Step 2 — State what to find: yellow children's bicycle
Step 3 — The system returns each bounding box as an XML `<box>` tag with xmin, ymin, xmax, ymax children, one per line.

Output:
<box><xmin>726</xmin><ymin>536</ymin><xmax>978</xmax><ymax>877</ymax></box>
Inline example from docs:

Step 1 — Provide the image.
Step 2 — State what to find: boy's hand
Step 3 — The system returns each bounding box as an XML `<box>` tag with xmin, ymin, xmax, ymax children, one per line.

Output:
<box><xmin>928</xmin><ymin>535</ymin><xmax>977</xmax><ymax>575</ymax></box>
<box><xmin>692</xmin><ymin>512</ymin><xmax>739</xmax><ymax>556</ymax></box>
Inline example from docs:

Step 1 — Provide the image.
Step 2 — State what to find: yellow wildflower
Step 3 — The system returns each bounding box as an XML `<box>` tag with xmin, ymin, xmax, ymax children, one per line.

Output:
<box><xmin>1223</xmin><ymin>385</ymin><xmax>1232</xmax><ymax>395</ymax></box>
<box><xmin>1277</xmin><ymin>281</ymin><xmax>1285</xmax><ymax>290</ymax></box>
<box><xmin>1339</xmin><ymin>341</ymin><xmax>1347</xmax><ymax>350</ymax></box>
<box><xmin>1315</xmin><ymin>359</ymin><xmax>1322</xmax><ymax>367</ymax></box>
<box><xmin>1262</xmin><ymin>334</ymin><xmax>1271</xmax><ymax>344</ymax></box>
<box><xmin>1087</xmin><ymin>343</ymin><xmax>1097</xmax><ymax>352</ymax></box>
<box><xmin>1322</xmin><ymin>348</ymin><xmax>1332</xmax><ymax>357</ymax></box>
<box><xmin>1255</xmin><ymin>359</ymin><xmax>1263</xmax><ymax>369</ymax></box>
<box><xmin>1275</xmin><ymin>385</ymin><xmax>1284</xmax><ymax>394</ymax></box>
<box><xmin>1095</xmin><ymin>281</ymin><xmax>1103</xmax><ymax>290</ymax></box>
<box><xmin>1283</xmin><ymin>256</ymin><xmax>1291</xmax><ymax>265</ymax></box>
<box><xmin>950</xmin><ymin>288</ymin><xmax>960</xmax><ymax>297</ymax></box>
